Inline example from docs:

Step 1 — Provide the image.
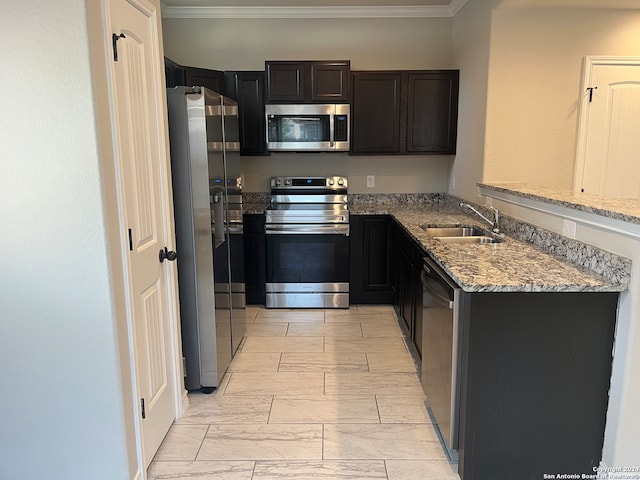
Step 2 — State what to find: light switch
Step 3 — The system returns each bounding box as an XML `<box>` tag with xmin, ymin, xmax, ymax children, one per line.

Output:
<box><xmin>562</xmin><ymin>219</ymin><xmax>577</xmax><ymax>239</ymax></box>
<box><xmin>366</xmin><ymin>175</ymin><xmax>375</xmax><ymax>188</ymax></box>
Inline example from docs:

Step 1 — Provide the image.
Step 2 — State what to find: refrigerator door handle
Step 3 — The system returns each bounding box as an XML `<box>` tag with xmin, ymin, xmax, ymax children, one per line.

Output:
<box><xmin>211</xmin><ymin>192</ymin><xmax>226</xmax><ymax>247</ymax></box>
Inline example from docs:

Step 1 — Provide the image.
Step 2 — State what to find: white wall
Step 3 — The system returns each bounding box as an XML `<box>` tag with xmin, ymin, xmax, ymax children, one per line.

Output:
<box><xmin>484</xmin><ymin>7</ymin><xmax>640</xmax><ymax>189</ymax></box>
<box><xmin>0</xmin><ymin>1</ymin><xmax>138</xmax><ymax>478</ymax></box>
<box><xmin>162</xmin><ymin>15</ymin><xmax>456</xmax><ymax>193</ymax></box>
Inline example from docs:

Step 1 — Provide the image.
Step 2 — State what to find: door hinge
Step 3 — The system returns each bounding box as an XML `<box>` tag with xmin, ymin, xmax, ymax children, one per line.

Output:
<box><xmin>112</xmin><ymin>33</ymin><xmax>126</xmax><ymax>62</ymax></box>
<box><xmin>586</xmin><ymin>86</ymin><xmax>598</xmax><ymax>103</ymax></box>
<box><xmin>140</xmin><ymin>398</ymin><xmax>146</xmax><ymax>419</ymax></box>
<box><xmin>128</xmin><ymin>228</ymin><xmax>133</xmax><ymax>251</ymax></box>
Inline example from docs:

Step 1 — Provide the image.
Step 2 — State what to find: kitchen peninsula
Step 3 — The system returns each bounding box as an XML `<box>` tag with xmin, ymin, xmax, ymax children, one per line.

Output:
<box><xmin>347</xmin><ymin>193</ymin><xmax>629</xmax><ymax>479</ymax></box>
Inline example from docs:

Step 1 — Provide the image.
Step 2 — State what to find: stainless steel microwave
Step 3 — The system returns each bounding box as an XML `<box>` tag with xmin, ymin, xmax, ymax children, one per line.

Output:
<box><xmin>266</xmin><ymin>104</ymin><xmax>350</xmax><ymax>152</ymax></box>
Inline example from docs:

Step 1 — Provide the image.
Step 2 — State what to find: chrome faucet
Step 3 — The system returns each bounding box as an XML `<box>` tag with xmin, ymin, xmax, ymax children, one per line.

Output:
<box><xmin>460</xmin><ymin>202</ymin><xmax>501</xmax><ymax>234</ymax></box>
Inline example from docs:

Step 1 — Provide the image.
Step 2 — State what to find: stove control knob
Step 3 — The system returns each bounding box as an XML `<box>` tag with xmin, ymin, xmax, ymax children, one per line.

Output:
<box><xmin>337</xmin><ymin>178</ymin><xmax>345</xmax><ymax>186</ymax></box>
<box><xmin>328</xmin><ymin>178</ymin><xmax>335</xmax><ymax>186</ymax></box>
<box><xmin>284</xmin><ymin>178</ymin><xmax>292</xmax><ymax>186</ymax></box>
<box><xmin>274</xmin><ymin>178</ymin><xmax>282</xmax><ymax>186</ymax></box>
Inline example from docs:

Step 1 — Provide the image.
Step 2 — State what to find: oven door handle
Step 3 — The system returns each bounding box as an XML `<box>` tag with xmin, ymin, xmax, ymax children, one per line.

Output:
<box><xmin>265</xmin><ymin>224</ymin><xmax>350</xmax><ymax>235</ymax></box>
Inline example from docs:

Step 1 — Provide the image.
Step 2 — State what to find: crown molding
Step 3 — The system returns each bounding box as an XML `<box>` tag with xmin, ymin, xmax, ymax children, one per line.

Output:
<box><xmin>448</xmin><ymin>0</ymin><xmax>469</xmax><ymax>16</ymax></box>
<box><xmin>162</xmin><ymin>2</ymin><xmax>469</xmax><ymax>19</ymax></box>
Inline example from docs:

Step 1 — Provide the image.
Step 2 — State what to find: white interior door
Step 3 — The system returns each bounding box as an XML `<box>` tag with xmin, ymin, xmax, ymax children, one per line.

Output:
<box><xmin>575</xmin><ymin>57</ymin><xmax>640</xmax><ymax>198</ymax></box>
<box><xmin>108</xmin><ymin>0</ymin><xmax>177</xmax><ymax>467</ymax></box>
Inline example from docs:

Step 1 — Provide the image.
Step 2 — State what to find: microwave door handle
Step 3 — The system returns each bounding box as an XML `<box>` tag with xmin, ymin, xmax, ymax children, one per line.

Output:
<box><xmin>330</xmin><ymin>112</ymin><xmax>335</xmax><ymax>148</ymax></box>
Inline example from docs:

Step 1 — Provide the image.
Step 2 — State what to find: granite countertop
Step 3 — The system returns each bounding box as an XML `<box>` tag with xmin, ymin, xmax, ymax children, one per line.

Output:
<box><xmin>243</xmin><ymin>202</ymin><xmax>270</xmax><ymax>215</ymax></box>
<box><xmin>479</xmin><ymin>182</ymin><xmax>640</xmax><ymax>225</ymax></box>
<box><xmin>351</xmin><ymin>202</ymin><xmax>628</xmax><ymax>293</ymax></box>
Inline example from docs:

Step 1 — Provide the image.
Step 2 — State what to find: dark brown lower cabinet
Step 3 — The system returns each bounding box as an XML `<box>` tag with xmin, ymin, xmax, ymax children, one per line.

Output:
<box><xmin>243</xmin><ymin>214</ymin><xmax>266</xmax><ymax>305</ymax></box>
<box><xmin>391</xmin><ymin>220</ymin><xmax>423</xmax><ymax>353</ymax></box>
<box><xmin>377</xmin><ymin>215</ymin><xmax>619</xmax><ymax>479</ymax></box>
<box><xmin>349</xmin><ymin>215</ymin><xmax>394</xmax><ymax>304</ymax></box>
<box><xmin>458</xmin><ymin>292</ymin><xmax>618</xmax><ymax>480</ymax></box>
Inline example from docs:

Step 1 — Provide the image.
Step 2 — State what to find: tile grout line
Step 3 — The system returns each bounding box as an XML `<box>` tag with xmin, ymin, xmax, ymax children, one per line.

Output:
<box><xmin>374</xmin><ymin>394</ymin><xmax>382</xmax><ymax>424</ymax></box>
<box><xmin>266</xmin><ymin>395</ymin><xmax>275</xmax><ymax>424</ymax></box>
<box><xmin>192</xmin><ymin>423</ymin><xmax>211</xmax><ymax>462</ymax></box>
<box><xmin>383</xmin><ymin>459</ymin><xmax>390</xmax><ymax>480</ymax></box>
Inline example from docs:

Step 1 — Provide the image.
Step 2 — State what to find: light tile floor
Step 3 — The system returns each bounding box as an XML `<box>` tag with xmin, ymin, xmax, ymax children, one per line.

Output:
<box><xmin>147</xmin><ymin>305</ymin><xmax>459</xmax><ymax>480</ymax></box>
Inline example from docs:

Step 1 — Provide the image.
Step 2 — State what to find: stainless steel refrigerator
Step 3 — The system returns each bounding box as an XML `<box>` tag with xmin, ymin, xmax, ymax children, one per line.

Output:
<box><xmin>166</xmin><ymin>86</ymin><xmax>245</xmax><ymax>392</ymax></box>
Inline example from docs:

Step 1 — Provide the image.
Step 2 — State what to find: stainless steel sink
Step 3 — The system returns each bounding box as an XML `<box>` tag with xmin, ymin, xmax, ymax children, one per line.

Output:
<box><xmin>422</xmin><ymin>225</ymin><xmax>503</xmax><ymax>244</ymax></box>
<box><xmin>434</xmin><ymin>236</ymin><xmax>501</xmax><ymax>244</ymax></box>
<box><xmin>422</xmin><ymin>226</ymin><xmax>487</xmax><ymax>237</ymax></box>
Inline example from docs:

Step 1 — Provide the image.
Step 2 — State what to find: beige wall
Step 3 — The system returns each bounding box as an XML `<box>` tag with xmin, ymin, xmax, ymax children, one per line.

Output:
<box><xmin>450</xmin><ymin>0</ymin><xmax>501</xmax><ymax>201</ymax></box>
<box><xmin>242</xmin><ymin>153</ymin><xmax>452</xmax><ymax>193</ymax></box>
<box><xmin>162</xmin><ymin>16</ymin><xmax>456</xmax><ymax>193</ymax></box>
<box><xmin>484</xmin><ymin>7</ymin><xmax>640</xmax><ymax>189</ymax></box>
<box><xmin>162</xmin><ymin>17</ymin><xmax>453</xmax><ymax>71</ymax></box>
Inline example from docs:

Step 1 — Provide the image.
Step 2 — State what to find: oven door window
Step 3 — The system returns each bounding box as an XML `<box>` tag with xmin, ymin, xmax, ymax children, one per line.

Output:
<box><xmin>266</xmin><ymin>234</ymin><xmax>349</xmax><ymax>284</ymax></box>
<box><xmin>268</xmin><ymin>115</ymin><xmax>331</xmax><ymax>144</ymax></box>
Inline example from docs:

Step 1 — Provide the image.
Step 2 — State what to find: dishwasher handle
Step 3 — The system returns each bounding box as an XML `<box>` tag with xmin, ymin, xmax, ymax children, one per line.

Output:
<box><xmin>421</xmin><ymin>269</ymin><xmax>454</xmax><ymax>310</ymax></box>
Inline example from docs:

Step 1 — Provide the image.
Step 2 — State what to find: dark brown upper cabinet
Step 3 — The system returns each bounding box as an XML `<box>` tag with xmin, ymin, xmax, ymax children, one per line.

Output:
<box><xmin>163</xmin><ymin>59</ymin><xmax>225</xmax><ymax>95</ymax></box>
<box><xmin>407</xmin><ymin>71</ymin><xmax>459</xmax><ymax>154</ymax></box>
<box><xmin>351</xmin><ymin>70</ymin><xmax>459</xmax><ymax>155</ymax></box>
<box><xmin>265</xmin><ymin>60</ymin><xmax>351</xmax><ymax>103</ymax></box>
<box><xmin>224</xmin><ymin>71</ymin><xmax>269</xmax><ymax>156</ymax></box>
<box><xmin>351</xmin><ymin>72</ymin><xmax>402</xmax><ymax>154</ymax></box>
<box><xmin>183</xmin><ymin>66</ymin><xmax>226</xmax><ymax>94</ymax></box>
<box><xmin>165</xmin><ymin>57</ymin><xmax>185</xmax><ymax>88</ymax></box>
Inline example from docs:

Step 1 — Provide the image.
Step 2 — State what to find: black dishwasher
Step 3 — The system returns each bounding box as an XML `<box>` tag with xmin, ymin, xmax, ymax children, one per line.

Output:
<box><xmin>421</xmin><ymin>256</ymin><xmax>463</xmax><ymax>461</ymax></box>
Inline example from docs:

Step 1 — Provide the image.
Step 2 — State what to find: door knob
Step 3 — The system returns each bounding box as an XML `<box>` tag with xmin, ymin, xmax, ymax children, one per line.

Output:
<box><xmin>159</xmin><ymin>247</ymin><xmax>177</xmax><ymax>263</ymax></box>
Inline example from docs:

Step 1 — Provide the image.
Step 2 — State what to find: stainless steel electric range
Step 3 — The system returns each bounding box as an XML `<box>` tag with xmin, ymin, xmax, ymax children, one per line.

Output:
<box><xmin>265</xmin><ymin>176</ymin><xmax>349</xmax><ymax>308</ymax></box>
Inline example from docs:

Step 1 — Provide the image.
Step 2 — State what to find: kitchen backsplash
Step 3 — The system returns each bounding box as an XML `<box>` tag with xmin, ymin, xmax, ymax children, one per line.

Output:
<box><xmin>240</xmin><ymin>153</ymin><xmax>453</xmax><ymax>194</ymax></box>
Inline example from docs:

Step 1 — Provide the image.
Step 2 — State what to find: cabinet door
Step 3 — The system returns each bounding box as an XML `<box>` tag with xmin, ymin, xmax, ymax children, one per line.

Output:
<box><xmin>164</xmin><ymin>57</ymin><xmax>185</xmax><ymax>88</ymax></box>
<box><xmin>411</xmin><ymin>243</ymin><xmax>424</xmax><ymax>357</ymax></box>
<box><xmin>266</xmin><ymin>61</ymin><xmax>305</xmax><ymax>103</ymax></box>
<box><xmin>459</xmin><ymin>292</ymin><xmax>618</xmax><ymax>479</ymax></box>
<box><xmin>243</xmin><ymin>214</ymin><xmax>266</xmax><ymax>305</ymax></box>
<box><xmin>394</xmin><ymin>227</ymin><xmax>414</xmax><ymax>336</ymax></box>
<box><xmin>184</xmin><ymin>66</ymin><xmax>225</xmax><ymax>94</ymax></box>
<box><xmin>311</xmin><ymin>61</ymin><xmax>350</xmax><ymax>103</ymax></box>
<box><xmin>407</xmin><ymin>71</ymin><xmax>459</xmax><ymax>154</ymax></box>
<box><xmin>228</xmin><ymin>72</ymin><xmax>268</xmax><ymax>156</ymax></box>
<box><xmin>399</xmin><ymin>248</ymin><xmax>414</xmax><ymax>335</ymax></box>
<box><xmin>351</xmin><ymin>72</ymin><xmax>401</xmax><ymax>154</ymax></box>
<box><xmin>350</xmin><ymin>215</ymin><xmax>393</xmax><ymax>304</ymax></box>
